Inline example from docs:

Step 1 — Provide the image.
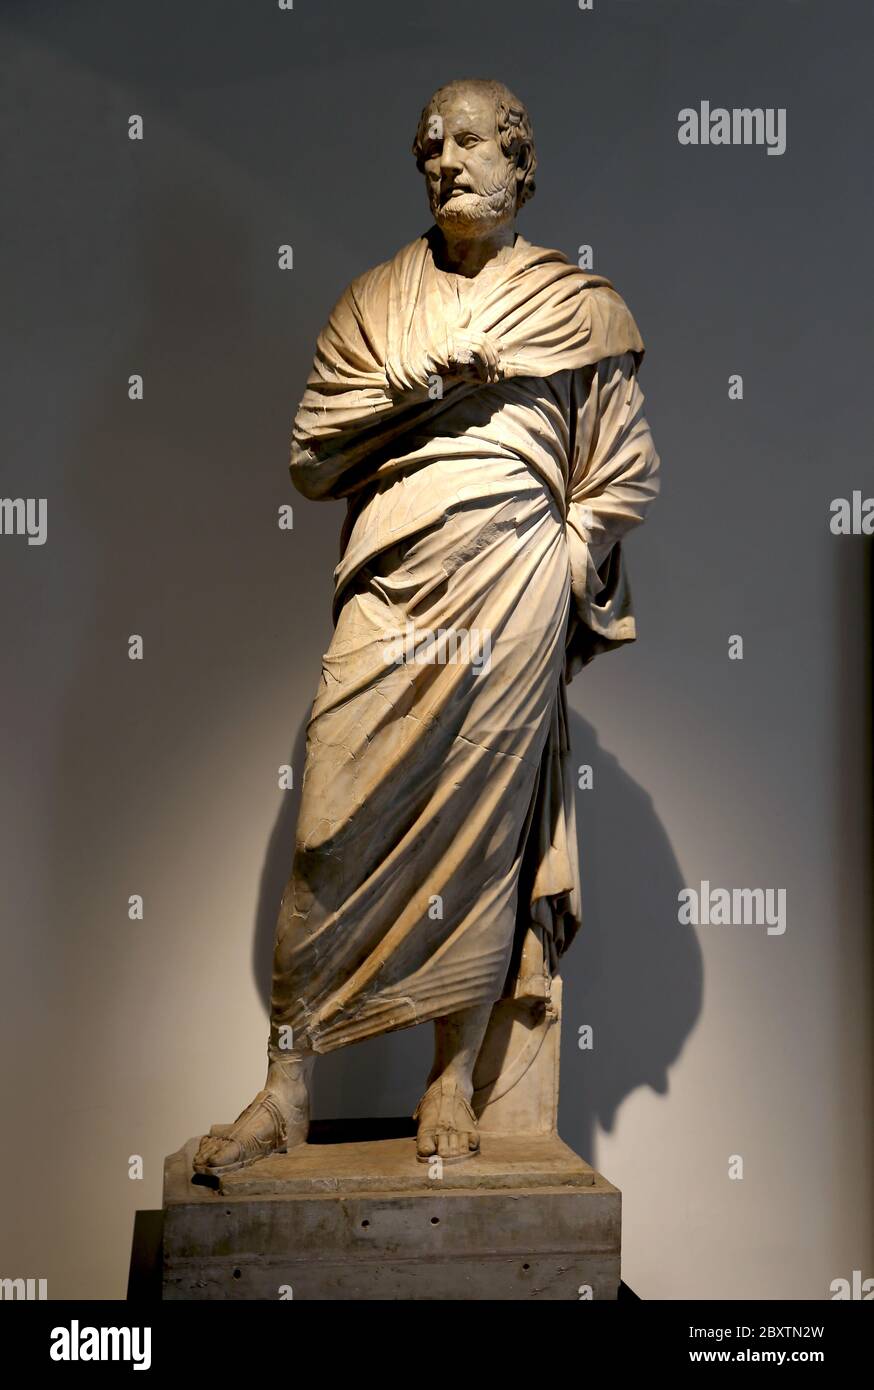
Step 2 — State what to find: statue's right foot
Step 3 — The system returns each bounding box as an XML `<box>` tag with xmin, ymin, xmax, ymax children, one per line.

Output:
<box><xmin>193</xmin><ymin>1064</ymin><xmax>309</xmax><ymax>1177</ymax></box>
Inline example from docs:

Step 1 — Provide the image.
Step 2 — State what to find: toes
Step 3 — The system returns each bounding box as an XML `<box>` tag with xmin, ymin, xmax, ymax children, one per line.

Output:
<box><xmin>440</xmin><ymin>1130</ymin><xmax>462</xmax><ymax>1159</ymax></box>
<box><xmin>195</xmin><ymin>1137</ymin><xmax>238</xmax><ymax>1169</ymax></box>
<box><xmin>418</xmin><ymin>1126</ymin><xmax>480</xmax><ymax>1160</ymax></box>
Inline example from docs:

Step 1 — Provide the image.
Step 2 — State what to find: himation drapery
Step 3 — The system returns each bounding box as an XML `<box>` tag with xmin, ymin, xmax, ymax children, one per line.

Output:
<box><xmin>268</xmin><ymin>230</ymin><xmax>659</xmax><ymax>1056</ymax></box>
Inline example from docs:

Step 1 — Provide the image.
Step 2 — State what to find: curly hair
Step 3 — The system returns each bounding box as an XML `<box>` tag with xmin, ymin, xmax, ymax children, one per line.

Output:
<box><xmin>411</xmin><ymin>78</ymin><xmax>537</xmax><ymax>210</ymax></box>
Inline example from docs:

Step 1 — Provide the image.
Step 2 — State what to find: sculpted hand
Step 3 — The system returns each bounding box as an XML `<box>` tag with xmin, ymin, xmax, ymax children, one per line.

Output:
<box><xmin>427</xmin><ymin>311</ymin><xmax>503</xmax><ymax>385</ymax></box>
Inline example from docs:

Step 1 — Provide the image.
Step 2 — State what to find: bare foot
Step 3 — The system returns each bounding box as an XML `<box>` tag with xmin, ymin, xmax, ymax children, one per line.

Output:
<box><xmin>413</xmin><ymin>1074</ymin><xmax>480</xmax><ymax>1163</ymax></box>
<box><xmin>193</xmin><ymin>1057</ymin><xmax>311</xmax><ymax>1177</ymax></box>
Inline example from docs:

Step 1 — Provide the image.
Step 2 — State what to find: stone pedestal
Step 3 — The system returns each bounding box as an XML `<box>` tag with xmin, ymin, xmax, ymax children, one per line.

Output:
<box><xmin>162</xmin><ymin>1118</ymin><xmax>620</xmax><ymax>1300</ymax></box>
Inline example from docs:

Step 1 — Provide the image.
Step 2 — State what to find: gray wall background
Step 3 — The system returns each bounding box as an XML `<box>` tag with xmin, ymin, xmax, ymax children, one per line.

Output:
<box><xmin>1</xmin><ymin>0</ymin><xmax>871</xmax><ymax>1299</ymax></box>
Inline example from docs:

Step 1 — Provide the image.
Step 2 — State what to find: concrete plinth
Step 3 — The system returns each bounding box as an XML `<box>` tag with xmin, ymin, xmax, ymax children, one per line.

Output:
<box><xmin>162</xmin><ymin>1119</ymin><xmax>620</xmax><ymax>1300</ymax></box>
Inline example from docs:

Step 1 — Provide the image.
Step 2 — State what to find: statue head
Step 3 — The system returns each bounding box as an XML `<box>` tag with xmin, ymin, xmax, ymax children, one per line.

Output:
<box><xmin>412</xmin><ymin>79</ymin><xmax>537</xmax><ymax>236</ymax></box>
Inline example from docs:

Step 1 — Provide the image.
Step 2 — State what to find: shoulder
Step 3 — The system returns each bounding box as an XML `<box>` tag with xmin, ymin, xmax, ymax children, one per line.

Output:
<box><xmin>318</xmin><ymin>243</ymin><xmax>406</xmax><ymax>337</ymax></box>
<box><xmin>581</xmin><ymin>283</ymin><xmax>645</xmax><ymax>362</ymax></box>
<box><xmin>346</xmin><ymin>234</ymin><xmax>429</xmax><ymax>304</ymax></box>
<box><xmin>513</xmin><ymin>237</ymin><xmax>645</xmax><ymax>359</ymax></box>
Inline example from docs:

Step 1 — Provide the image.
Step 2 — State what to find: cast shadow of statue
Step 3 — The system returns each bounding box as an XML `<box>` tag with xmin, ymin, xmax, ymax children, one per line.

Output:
<box><xmin>558</xmin><ymin>710</ymin><xmax>702</xmax><ymax>1169</ymax></box>
<box><xmin>251</xmin><ymin>708</ymin><xmax>701</xmax><ymax>1142</ymax></box>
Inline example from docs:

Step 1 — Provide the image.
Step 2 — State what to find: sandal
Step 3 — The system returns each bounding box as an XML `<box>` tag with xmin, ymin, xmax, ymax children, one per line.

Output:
<box><xmin>193</xmin><ymin>1089</ymin><xmax>289</xmax><ymax>1177</ymax></box>
<box><xmin>413</xmin><ymin>1076</ymin><xmax>480</xmax><ymax>1164</ymax></box>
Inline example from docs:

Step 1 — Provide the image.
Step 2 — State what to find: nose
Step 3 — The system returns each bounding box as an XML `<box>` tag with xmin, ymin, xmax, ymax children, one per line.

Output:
<box><xmin>438</xmin><ymin>137</ymin><xmax>463</xmax><ymax>177</ymax></box>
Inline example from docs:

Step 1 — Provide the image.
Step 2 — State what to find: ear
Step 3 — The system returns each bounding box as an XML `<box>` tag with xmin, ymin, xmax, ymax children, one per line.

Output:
<box><xmin>516</xmin><ymin>140</ymin><xmax>533</xmax><ymax>175</ymax></box>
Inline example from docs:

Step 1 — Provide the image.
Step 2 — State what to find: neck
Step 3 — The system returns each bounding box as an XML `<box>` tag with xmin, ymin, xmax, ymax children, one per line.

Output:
<box><xmin>433</xmin><ymin>220</ymin><xmax>517</xmax><ymax>277</ymax></box>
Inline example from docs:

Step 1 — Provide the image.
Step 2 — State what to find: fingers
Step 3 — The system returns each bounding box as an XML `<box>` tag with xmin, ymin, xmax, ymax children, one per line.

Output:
<box><xmin>475</xmin><ymin>338</ymin><xmax>502</xmax><ymax>384</ymax></box>
<box><xmin>452</xmin><ymin>332</ymin><xmax>503</xmax><ymax>384</ymax></box>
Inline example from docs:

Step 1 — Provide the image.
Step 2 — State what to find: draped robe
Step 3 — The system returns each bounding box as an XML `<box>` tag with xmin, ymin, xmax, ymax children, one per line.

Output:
<box><xmin>268</xmin><ymin>228</ymin><xmax>660</xmax><ymax>1056</ymax></box>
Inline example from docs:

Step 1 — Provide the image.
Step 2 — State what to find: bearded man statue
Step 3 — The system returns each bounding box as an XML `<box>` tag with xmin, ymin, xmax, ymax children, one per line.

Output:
<box><xmin>194</xmin><ymin>77</ymin><xmax>660</xmax><ymax>1176</ymax></box>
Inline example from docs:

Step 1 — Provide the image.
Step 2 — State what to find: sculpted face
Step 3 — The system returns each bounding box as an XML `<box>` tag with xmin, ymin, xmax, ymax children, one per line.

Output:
<box><xmin>421</xmin><ymin>88</ymin><xmax>519</xmax><ymax>234</ymax></box>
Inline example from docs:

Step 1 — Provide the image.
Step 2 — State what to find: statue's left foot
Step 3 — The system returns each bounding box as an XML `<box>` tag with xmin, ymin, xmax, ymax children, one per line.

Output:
<box><xmin>413</xmin><ymin>1075</ymin><xmax>480</xmax><ymax>1164</ymax></box>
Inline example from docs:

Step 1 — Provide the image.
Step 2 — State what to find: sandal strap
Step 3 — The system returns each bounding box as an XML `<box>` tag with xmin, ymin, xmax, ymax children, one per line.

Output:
<box><xmin>227</xmin><ymin>1089</ymin><xmax>288</xmax><ymax>1159</ymax></box>
<box><xmin>413</xmin><ymin>1078</ymin><xmax>477</xmax><ymax>1130</ymax></box>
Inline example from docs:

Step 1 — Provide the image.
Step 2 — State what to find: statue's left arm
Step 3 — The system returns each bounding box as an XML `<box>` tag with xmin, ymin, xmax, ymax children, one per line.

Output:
<box><xmin>565</xmin><ymin>351</ymin><xmax>661</xmax><ymax>678</ymax></box>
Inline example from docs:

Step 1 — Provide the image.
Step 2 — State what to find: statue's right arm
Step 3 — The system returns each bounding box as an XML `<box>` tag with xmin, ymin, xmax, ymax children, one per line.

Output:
<box><xmin>287</xmin><ymin>266</ymin><xmax>495</xmax><ymax>501</ymax></box>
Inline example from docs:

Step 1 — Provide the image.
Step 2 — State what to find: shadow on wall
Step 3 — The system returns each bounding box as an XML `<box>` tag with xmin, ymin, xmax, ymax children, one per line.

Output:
<box><xmin>250</xmin><ymin>708</ymin><xmax>703</xmax><ymax>1142</ymax></box>
<box><xmin>558</xmin><ymin>711</ymin><xmax>702</xmax><ymax>1169</ymax></box>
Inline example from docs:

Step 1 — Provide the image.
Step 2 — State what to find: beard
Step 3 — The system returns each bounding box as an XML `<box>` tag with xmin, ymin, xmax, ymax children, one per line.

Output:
<box><xmin>430</xmin><ymin>167</ymin><xmax>517</xmax><ymax>232</ymax></box>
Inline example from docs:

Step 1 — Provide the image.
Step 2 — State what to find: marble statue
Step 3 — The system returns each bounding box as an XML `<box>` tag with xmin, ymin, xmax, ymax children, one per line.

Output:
<box><xmin>193</xmin><ymin>77</ymin><xmax>660</xmax><ymax>1177</ymax></box>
